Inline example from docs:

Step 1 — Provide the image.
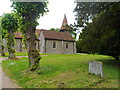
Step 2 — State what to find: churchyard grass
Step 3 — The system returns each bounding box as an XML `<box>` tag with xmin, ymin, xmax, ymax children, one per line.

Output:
<box><xmin>2</xmin><ymin>53</ymin><xmax>119</xmax><ymax>88</ymax></box>
<box><xmin>0</xmin><ymin>52</ymin><xmax>28</xmax><ymax>57</ymax></box>
<box><xmin>0</xmin><ymin>52</ymin><xmax>48</xmax><ymax>57</ymax></box>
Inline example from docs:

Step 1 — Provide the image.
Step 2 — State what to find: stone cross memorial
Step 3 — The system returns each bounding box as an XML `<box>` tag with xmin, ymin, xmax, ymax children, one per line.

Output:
<box><xmin>89</xmin><ymin>61</ymin><xmax>103</xmax><ymax>78</ymax></box>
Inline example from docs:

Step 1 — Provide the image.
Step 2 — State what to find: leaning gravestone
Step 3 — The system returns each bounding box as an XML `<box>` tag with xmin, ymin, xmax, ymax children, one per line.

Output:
<box><xmin>89</xmin><ymin>61</ymin><xmax>103</xmax><ymax>78</ymax></box>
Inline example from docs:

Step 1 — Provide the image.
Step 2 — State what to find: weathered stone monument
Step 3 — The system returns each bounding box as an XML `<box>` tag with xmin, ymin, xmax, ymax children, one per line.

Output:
<box><xmin>89</xmin><ymin>61</ymin><xmax>103</xmax><ymax>78</ymax></box>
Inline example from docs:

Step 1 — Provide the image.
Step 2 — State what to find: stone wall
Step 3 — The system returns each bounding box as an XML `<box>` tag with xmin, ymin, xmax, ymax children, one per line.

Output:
<box><xmin>14</xmin><ymin>38</ymin><xmax>22</xmax><ymax>52</ymax></box>
<box><xmin>74</xmin><ymin>42</ymin><xmax>76</xmax><ymax>53</ymax></box>
<box><xmin>39</xmin><ymin>32</ymin><xmax>45</xmax><ymax>53</ymax></box>
<box><xmin>45</xmin><ymin>39</ymin><xmax>61</xmax><ymax>54</ymax></box>
<box><xmin>61</xmin><ymin>40</ymin><xmax>75</xmax><ymax>54</ymax></box>
<box><xmin>45</xmin><ymin>39</ymin><xmax>75</xmax><ymax>54</ymax></box>
<box><xmin>3</xmin><ymin>31</ymin><xmax>76</xmax><ymax>54</ymax></box>
<box><xmin>4</xmin><ymin>38</ymin><xmax>27</xmax><ymax>53</ymax></box>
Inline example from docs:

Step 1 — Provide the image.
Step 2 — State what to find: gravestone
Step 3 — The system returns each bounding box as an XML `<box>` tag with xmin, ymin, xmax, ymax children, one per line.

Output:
<box><xmin>89</xmin><ymin>61</ymin><xmax>103</xmax><ymax>77</ymax></box>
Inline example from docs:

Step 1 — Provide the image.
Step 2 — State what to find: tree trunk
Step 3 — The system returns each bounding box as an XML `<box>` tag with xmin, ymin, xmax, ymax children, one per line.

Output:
<box><xmin>26</xmin><ymin>26</ymin><xmax>41</xmax><ymax>71</ymax></box>
<box><xmin>7</xmin><ymin>30</ymin><xmax>16</xmax><ymax>59</ymax></box>
<box><xmin>1</xmin><ymin>45</ymin><xmax>5</xmax><ymax>56</ymax></box>
<box><xmin>0</xmin><ymin>40</ymin><xmax>5</xmax><ymax>56</ymax></box>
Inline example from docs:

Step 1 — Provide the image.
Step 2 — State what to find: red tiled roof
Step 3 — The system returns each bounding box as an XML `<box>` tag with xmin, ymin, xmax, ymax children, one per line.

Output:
<box><xmin>14</xmin><ymin>29</ymin><xmax>75</xmax><ymax>41</ymax></box>
<box><xmin>39</xmin><ymin>29</ymin><xmax>75</xmax><ymax>41</ymax></box>
<box><xmin>14</xmin><ymin>30</ymin><xmax>40</xmax><ymax>38</ymax></box>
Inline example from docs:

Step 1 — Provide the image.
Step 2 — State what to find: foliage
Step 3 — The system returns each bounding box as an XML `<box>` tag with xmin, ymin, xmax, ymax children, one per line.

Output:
<box><xmin>77</xmin><ymin>3</ymin><xmax>120</xmax><ymax>60</ymax></box>
<box><xmin>1</xmin><ymin>13</ymin><xmax>18</xmax><ymax>58</ymax></box>
<box><xmin>11</xmin><ymin>2</ymin><xmax>48</xmax><ymax>70</ymax></box>
<box><xmin>0</xmin><ymin>17</ymin><xmax>6</xmax><ymax>39</ymax></box>
<box><xmin>12</xmin><ymin>2</ymin><xmax>48</xmax><ymax>34</ymax></box>
<box><xmin>7</xmin><ymin>35</ymin><xmax>15</xmax><ymax>53</ymax></box>
<box><xmin>0</xmin><ymin>16</ymin><xmax>7</xmax><ymax>56</ymax></box>
<box><xmin>74</xmin><ymin>2</ymin><xmax>114</xmax><ymax>28</ymax></box>
<box><xmin>2</xmin><ymin>13</ymin><xmax>18</xmax><ymax>33</ymax></box>
<box><xmin>2</xmin><ymin>54</ymin><xmax>119</xmax><ymax>88</ymax></box>
<box><xmin>62</xmin><ymin>24</ymin><xmax>77</xmax><ymax>39</ymax></box>
<box><xmin>50</xmin><ymin>28</ymin><xmax>59</xmax><ymax>31</ymax></box>
<box><xmin>0</xmin><ymin>17</ymin><xmax>4</xmax><ymax>56</ymax></box>
<box><xmin>76</xmin><ymin>39</ymin><xmax>84</xmax><ymax>53</ymax></box>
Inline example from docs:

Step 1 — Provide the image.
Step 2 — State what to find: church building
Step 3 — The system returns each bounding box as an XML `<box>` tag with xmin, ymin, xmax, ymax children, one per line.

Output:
<box><xmin>4</xmin><ymin>14</ymin><xmax>76</xmax><ymax>54</ymax></box>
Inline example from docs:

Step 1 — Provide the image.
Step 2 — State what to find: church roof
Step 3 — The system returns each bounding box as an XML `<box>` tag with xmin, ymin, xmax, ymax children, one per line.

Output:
<box><xmin>14</xmin><ymin>29</ymin><xmax>75</xmax><ymax>41</ymax></box>
<box><xmin>39</xmin><ymin>29</ymin><xmax>75</xmax><ymax>41</ymax></box>
<box><xmin>14</xmin><ymin>30</ymin><xmax>41</xmax><ymax>38</ymax></box>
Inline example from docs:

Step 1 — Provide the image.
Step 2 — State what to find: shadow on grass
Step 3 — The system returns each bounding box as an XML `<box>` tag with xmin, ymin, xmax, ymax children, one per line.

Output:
<box><xmin>98</xmin><ymin>59</ymin><xmax>119</xmax><ymax>68</ymax></box>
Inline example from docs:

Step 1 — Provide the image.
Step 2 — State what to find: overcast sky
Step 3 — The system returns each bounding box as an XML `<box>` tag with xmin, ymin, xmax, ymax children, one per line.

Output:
<box><xmin>0</xmin><ymin>0</ymin><xmax>76</xmax><ymax>30</ymax></box>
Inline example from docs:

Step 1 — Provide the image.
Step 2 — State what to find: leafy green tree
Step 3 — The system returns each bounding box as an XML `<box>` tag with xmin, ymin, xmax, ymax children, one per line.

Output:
<box><xmin>78</xmin><ymin>3</ymin><xmax>120</xmax><ymax>60</ymax></box>
<box><xmin>1</xmin><ymin>13</ymin><xmax>18</xmax><ymax>59</ymax></box>
<box><xmin>74</xmin><ymin>2</ymin><xmax>113</xmax><ymax>28</ymax></box>
<box><xmin>76</xmin><ymin>40</ymin><xmax>82</xmax><ymax>53</ymax></box>
<box><xmin>12</xmin><ymin>2</ymin><xmax>48</xmax><ymax>70</ymax></box>
<box><xmin>50</xmin><ymin>28</ymin><xmax>59</xmax><ymax>31</ymax></box>
<box><xmin>0</xmin><ymin>16</ymin><xmax>8</xmax><ymax>56</ymax></box>
<box><xmin>74</xmin><ymin>2</ymin><xmax>114</xmax><ymax>52</ymax></box>
<box><xmin>66</xmin><ymin>24</ymin><xmax>77</xmax><ymax>39</ymax></box>
<box><xmin>0</xmin><ymin>16</ymin><xmax>5</xmax><ymax>56</ymax></box>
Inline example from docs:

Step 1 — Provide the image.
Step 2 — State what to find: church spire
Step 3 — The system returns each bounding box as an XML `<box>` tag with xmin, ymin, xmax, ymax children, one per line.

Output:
<box><xmin>60</xmin><ymin>14</ymin><xmax>68</xmax><ymax>31</ymax></box>
<box><xmin>62</xmin><ymin>14</ymin><xmax>68</xmax><ymax>26</ymax></box>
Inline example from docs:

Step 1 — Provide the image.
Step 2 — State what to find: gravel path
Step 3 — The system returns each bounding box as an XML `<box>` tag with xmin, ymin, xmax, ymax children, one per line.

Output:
<box><xmin>0</xmin><ymin>57</ymin><xmax>19</xmax><ymax>89</ymax></box>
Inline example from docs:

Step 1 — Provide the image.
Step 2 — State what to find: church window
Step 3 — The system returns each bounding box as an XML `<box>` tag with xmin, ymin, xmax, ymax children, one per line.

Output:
<box><xmin>53</xmin><ymin>41</ymin><xmax>56</xmax><ymax>48</ymax></box>
<box><xmin>66</xmin><ymin>43</ymin><xmax>68</xmax><ymax>48</ymax></box>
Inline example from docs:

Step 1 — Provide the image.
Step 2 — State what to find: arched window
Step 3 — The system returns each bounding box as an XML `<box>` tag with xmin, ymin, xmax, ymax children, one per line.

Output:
<box><xmin>66</xmin><ymin>43</ymin><xmax>68</xmax><ymax>48</ymax></box>
<box><xmin>53</xmin><ymin>41</ymin><xmax>56</xmax><ymax>48</ymax></box>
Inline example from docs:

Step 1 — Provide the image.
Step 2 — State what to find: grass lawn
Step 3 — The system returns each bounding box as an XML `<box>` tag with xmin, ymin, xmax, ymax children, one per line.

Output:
<box><xmin>1</xmin><ymin>52</ymin><xmax>48</xmax><ymax>57</ymax></box>
<box><xmin>2</xmin><ymin>53</ymin><xmax>119</xmax><ymax>88</ymax></box>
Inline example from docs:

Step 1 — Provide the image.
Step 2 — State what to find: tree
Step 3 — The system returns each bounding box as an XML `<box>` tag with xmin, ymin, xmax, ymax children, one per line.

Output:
<box><xmin>1</xmin><ymin>13</ymin><xmax>18</xmax><ymax>59</ymax></box>
<box><xmin>65</xmin><ymin>24</ymin><xmax>77</xmax><ymax>39</ymax></box>
<box><xmin>50</xmin><ymin>28</ymin><xmax>59</xmax><ymax>31</ymax></box>
<box><xmin>61</xmin><ymin>24</ymin><xmax>77</xmax><ymax>39</ymax></box>
<box><xmin>74</xmin><ymin>2</ymin><xmax>113</xmax><ymax>28</ymax></box>
<box><xmin>78</xmin><ymin>3</ymin><xmax>120</xmax><ymax>60</ymax></box>
<box><xmin>76</xmin><ymin>40</ymin><xmax>82</xmax><ymax>53</ymax></box>
<box><xmin>12</xmin><ymin>2</ymin><xmax>48</xmax><ymax>70</ymax></box>
<box><xmin>0</xmin><ymin>16</ymin><xmax>6</xmax><ymax>56</ymax></box>
<box><xmin>74</xmin><ymin>2</ymin><xmax>114</xmax><ymax>53</ymax></box>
